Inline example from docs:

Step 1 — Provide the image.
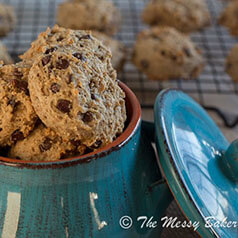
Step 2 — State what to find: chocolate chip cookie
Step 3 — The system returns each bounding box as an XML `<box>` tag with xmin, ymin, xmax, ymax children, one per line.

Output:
<box><xmin>0</xmin><ymin>3</ymin><xmax>16</xmax><ymax>36</ymax></box>
<box><xmin>226</xmin><ymin>45</ymin><xmax>238</xmax><ymax>82</ymax></box>
<box><xmin>21</xmin><ymin>25</ymin><xmax>86</xmax><ymax>61</ymax></box>
<box><xmin>28</xmin><ymin>34</ymin><xmax>126</xmax><ymax>149</ymax></box>
<box><xmin>0</xmin><ymin>41</ymin><xmax>13</xmax><ymax>64</ymax></box>
<box><xmin>0</xmin><ymin>62</ymin><xmax>37</xmax><ymax>146</ymax></box>
<box><xmin>142</xmin><ymin>0</ymin><xmax>211</xmax><ymax>33</ymax></box>
<box><xmin>21</xmin><ymin>25</ymin><xmax>126</xmax><ymax>72</ymax></box>
<box><xmin>132</xmin><ymin>27</ymin><xmax>204</xmax><ymax>80</ymax></box>
<box><xmin>92</xmin><ymin>31</ymin><xmax>126</xmax><ymax>71</ymax></box>
<box><xmin>9</xmin><ymin>124</ymin><xmax>86</xmax><ymax>161</ymax></box>
<box><xmin>56</xmin><ymin>0</ymin><xmax>120</xmax><ymax>35</ymax></box>
<box><xmin>219</xmin><ymin>1</ymin><xmax>238</xmax><ymax>36</ymax></box>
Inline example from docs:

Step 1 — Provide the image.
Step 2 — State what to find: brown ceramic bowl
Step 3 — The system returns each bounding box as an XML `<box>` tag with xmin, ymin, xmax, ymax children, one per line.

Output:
<box><xmin>0</xmin><ymin>81</ymin><xmax>141</xmax><ymax>166</ymax></box>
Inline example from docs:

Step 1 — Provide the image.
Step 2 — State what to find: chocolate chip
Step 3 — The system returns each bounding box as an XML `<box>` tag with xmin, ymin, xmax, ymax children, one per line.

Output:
<box><xmin>171</xmin><ymin>55</ymin><xmax>177</xmax><ymax>61</ymax></box>
<box><xmin>11</xmin><ymin>130</ymin><xmax>24</xmax><ymax>142</ymax></box>
<box><xmin>82</xmin><ymin>111</ymin><xmax>93</xmax><ymax>123</ymax></box>
<box><xmin>35</xmin><ymin>118</ymin><xmax>41</xmax><ymax>127</ymax></box>
<box><xmin>141</xmin><ymin>59</ymin><xmax>149</xmax><ymax>69</ymax></box>
<box><xmin>14</xmin><ymin>69</ymin><xmax>23</xmax><ymax>78</ymax></box>
<box><xmin>161</xmin><ymin>50</ymin><xmax>166</xmax><ymax>56</ymax></box>
<box><xmin>0</xmin><ymin>128</ymin><xmax>2</xmax><ymax>132</ymax></box>
<box><xmin>42</xmin><ymin>55</ymin><xmax>51</xmax><ymax>66</ymax></box>
<box><xmin>99</xmin><ymin>56</ymin><xmax>105</xmax><ymax>61</ymax></box>
<box><xmin>45</xmin><ymin>47</ymin><xmax>57</xmax><ymax>54</ymax></box>
<box><xmin>73</xmin><ymin>53</ymin><xmax>86</xmax><ymax>62</ymax></box>
<box><xmin>50</xmin><ymin>83</ymin><xmax>60</xmax><ymax>93</ymax></box>
<box><xmin>77</xmin><ymin>34</ymin><xmax>91</xmax><ymax>41</ymax></box>
<box><xmin>39</xmin><ymin>137</ymin><xmax>52</xmax><ymax>152</ymax></box>
<box><xmin>116</xmin><ymin>132</ymin><xmax>121</xmax><ymax>137</ymax></box>
<box><xmin>67</xmin><ymin>74</ymin><xmax>73</xmax><ymax>84</ymax></box>
<box><xmin>56</xmin><ymin>58</ymin><xmax>69</xmax><ymax>70</ymax></box>
<box><xmin>56</xmin><ymin>99</ymin><xmax>72</xmax><ymax>113</ymax></box>
<box><xmin>48</xmin><ymin>64</ymin><xmax>54</xmax><ymax>73</ymax></box>
<box><xmin>91</xmin><ymin>93</ymin><xmax>96</xmax><ymax>100</ymax></box>
<box><xmin>85</xmin><ymin>147</ymin><xmax>94</xmax><ymax>154</ymax></box>
<box><xmin>70</xmin><ymin>139</ymin><xmax>81</xmax><ymax>147</ymax></box>
<box><xmin>72</xmin><ymin>53</ymin><xmax>81</xmax><ymax>59</ymax></box>
<box><xmin>7</xmin><ymin>98</ymin><xmax>17</xmax><ymax>108</ymax></box>
<box><xmin>183</xmin><ymin>47</ymin><xmax>192</xmax><ymax>57</ymax></box>
<box><xmin>57</xmin><ymin>36</ymin><xmax>64</xmax><ymax>42</ymax></box>
<box><xmin>11</xmin><ymin>79</ymin><xmax>29</xmax><ymax>95</ymax></box>
<box><xmin>91</xmin><ymin>140</ymin><xmax>102</xmax><ymax>149</ymax></box>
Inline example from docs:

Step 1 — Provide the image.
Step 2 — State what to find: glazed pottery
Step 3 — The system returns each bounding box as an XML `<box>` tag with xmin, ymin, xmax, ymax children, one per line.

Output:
<box><xmin>155</xmin><ymin>89</ymin><xmax>238</xmax><ymax>238</ymax></box>
<box><xmin>1</xmin><ymin>84</ymin><xmax>236</xmax><ymax>238</ymax></box>
<box><xmin>0</xmin><ymin>82</ymin><xmax>172</xmax><ymax>238</ymax></box>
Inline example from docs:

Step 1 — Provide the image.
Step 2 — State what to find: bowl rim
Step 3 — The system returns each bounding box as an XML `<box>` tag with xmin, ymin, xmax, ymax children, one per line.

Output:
<box><xmin>0</xmin><ymin>81</ymin><xmax>141</xmax><ymax>167</ymax></box>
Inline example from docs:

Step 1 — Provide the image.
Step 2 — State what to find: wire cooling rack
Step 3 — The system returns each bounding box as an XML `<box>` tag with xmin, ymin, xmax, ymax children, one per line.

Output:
<box><xmin>1</xmin><ymin>0</ymin><xmax>238</xmax><ymax>127</ymax></box>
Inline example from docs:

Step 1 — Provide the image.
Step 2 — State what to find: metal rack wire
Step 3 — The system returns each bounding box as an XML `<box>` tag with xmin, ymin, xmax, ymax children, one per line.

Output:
<box><xmin>1</xmin><ymin>0</ymin><xmax>238</xmax><ymax>127</ymax></box>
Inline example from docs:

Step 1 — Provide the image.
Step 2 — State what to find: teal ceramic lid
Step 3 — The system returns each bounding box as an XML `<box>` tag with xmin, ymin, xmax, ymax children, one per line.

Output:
<box><xmin>154</xmin><ymin>89</ymin><xmax>238</xmax><ymax>238</ymax></box>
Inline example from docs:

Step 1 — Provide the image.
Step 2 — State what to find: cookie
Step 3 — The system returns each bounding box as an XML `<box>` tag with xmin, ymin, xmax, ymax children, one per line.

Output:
<box><xmin>28</xmin><ymin>33</ymin><xmax>126</xmax><ymax>149</ymax></box>
<box><xmin>132</xmin><ymin>27</ymin><xmax>204</xmax><ymax>80</ymax></box>
<box><xmin>219</xmin><ymin>1</ymin><xmax>238</xmax><ymax>36</ymax></box>
<box><xmin>9</xmin><ymin>124</ymin><xmax>86</xmax><ymax>161</ymax></box>
<box><xmin>20</xmin><ymin>25</ymin><xmax>84</xmax><ymax>61</ymax></box>
<box><xmin>0</xmin><ymin>3</ymin><xmax>16</xmax><ymax>36</ymax></box>
<box><xmin>0</xmin><ymin>62</ymin><xmax>37</xmax><ymax>147</ymax></box>
<box><xmin>226</xmin><ymin>45</ymin><xmax>238</xmax><ymax>82</ymax></box>
<box><xmin>142</xmin><ymin>0</ymin><xmax>211</xmax><ymax>33</ymax></box>
<box><xmin>92</xmin><ymin>31</ymin><xmax>126</xmax><ymax>71</ymax></box>
<box><xmin>21</xmin><ymin>25</ymin><xmax>126</xmax><ymax>71</ymax></box>
<box><xmin>56</xmin><ymin>0</ymin><xmax>120</xmax><ymax>35</ymax></box>
<box><xmin>0</xmin><ymin>41</ymin><xmax>13</xmax><ymax>65</ymax></box>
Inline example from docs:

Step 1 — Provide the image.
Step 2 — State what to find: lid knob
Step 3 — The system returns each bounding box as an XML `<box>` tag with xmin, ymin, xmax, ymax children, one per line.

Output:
<box><xmin>222</xmin><ymin>139</ymin><xmax>238</xmax><ymax>182</ymax></box>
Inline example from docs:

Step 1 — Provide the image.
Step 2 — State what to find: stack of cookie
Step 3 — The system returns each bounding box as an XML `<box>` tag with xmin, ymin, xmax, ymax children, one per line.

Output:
<box><xmin>0</xmin><ymin>25</ymin><xmax>127</xmax><ymax>162</ymax></box>
<box><xmin>56</xmin><ymin>0</ymin><xmax>127</xmax><ymax>72</ymax></box>
<box><xmin>132</xmin><ymin>0</ymin><xmax>212</xmax><ymax>81</ymax></box>
<box><xmin>0</xmin><ymin>3</ymin><xmax>16</xmax><ymax>64</ymax></box>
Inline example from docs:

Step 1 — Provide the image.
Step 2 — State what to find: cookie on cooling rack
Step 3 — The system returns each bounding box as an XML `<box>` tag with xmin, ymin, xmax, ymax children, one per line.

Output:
<box><xmin>9</xmin><ymin>124</ymin><xmax>86</xmax><ymax>161</ymax></box>
<box><xmin>219</xmin><ymin>1</ymin><xmax>238</xmax><ymax>36</ymax></box>
<box><xmin>226</xmin><ymin>45</ymin><xmax>238</xmax><ymax>82</ymax></box>
<box><xmin>0</xmin><ymin>62</ymin><xmax>37</xmax><ymax>147</ymax></box>
<box><xmin>0</xmin><ymin>41</ymin><xmax>13</xmax><ymax>64</ymax></box>
<box><xmin>0</xmin><ymin>3</ymin><xmax>16</xmax><ymax>37</ymax></box>
<box><xmin>92</xmin><ymin>31</ymin><xmax>126</xmax><ymax>72</ymax></box>
<box><xmin>56</xmin><ymin>0</ymin><xmax>121</xmax><ymax>35</ymax></box>
<box><xmin>132</xmin><ymin>27</ymin><xmax>204</xmax><ymax>81</ymax></box>
<box><xmin>142</xmin><ymin>0</ymin><xmax>211</xmax><ymax>33</ymax></box>
<box><xmin>28</xmin><ymin>32</ymin><xmax>126</xmax><ymax>149</ymax></box>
